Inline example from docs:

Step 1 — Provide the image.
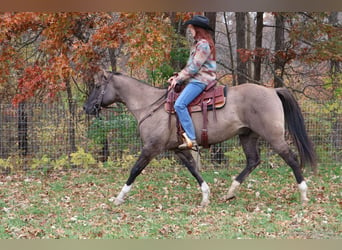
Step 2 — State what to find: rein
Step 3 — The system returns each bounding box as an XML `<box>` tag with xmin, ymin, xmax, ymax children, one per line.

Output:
<box><xmin>137</xmin><ymin>90</ymin><xmax>169</xmax><ymax>127</ymax></box>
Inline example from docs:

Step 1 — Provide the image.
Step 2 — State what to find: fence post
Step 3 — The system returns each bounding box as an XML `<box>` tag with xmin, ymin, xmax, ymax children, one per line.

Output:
<box><xmin>18</xmin><ymin>102</ymin><xmax>28</xmax><ymax>157</ymax></box>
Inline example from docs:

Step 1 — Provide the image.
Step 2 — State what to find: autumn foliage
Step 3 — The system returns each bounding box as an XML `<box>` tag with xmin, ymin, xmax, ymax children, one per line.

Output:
<box><xmin>0</xmin><ymin>12</ymin><xmax>341</xmax><ymax>105</ymax></box>
<box><xmin>0</xmin><ymin>12</ymin><xmax>176</xmax><ymax>106</ymax></box>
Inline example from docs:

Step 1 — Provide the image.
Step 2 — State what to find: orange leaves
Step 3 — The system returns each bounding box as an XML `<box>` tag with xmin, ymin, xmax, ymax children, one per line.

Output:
<box><xmin>121</xmin><ymin>12</ymin><xmax>173</xmax><ymax>70</ymax></box>
<box><xmin>0</xmin><ymin>12</ymin><xmax>187</xmax><ymax>105</ymax></box>
<box><xmin>91</xmin><ymin>21</ymin><xmax>128</xmax><ymax>49</ymax></box>
<box><xmin>12</xmin><ymin>62</ymin><xmax>68</xmax><ymax>106</ymax></box>
<box><xmin>13</xmin><ymin>65</ymin><xmax>44</xmax><ymax>105</ymax></box>
<box><xmin>237</xmin><ymin>48</ymin><xmax>253</xmax><ymax>63</ymax></box>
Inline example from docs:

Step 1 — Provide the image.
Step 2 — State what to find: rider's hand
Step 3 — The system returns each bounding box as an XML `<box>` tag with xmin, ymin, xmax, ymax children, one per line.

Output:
<box><xmin>167</xmin><ymin>76</ymin><xmax>178</xmax><ymax>91</ymax></box>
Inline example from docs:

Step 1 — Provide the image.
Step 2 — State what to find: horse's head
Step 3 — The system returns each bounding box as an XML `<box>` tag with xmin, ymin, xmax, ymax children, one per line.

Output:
<box><xmin>83</xmin><ymin>70</ymin><xmax>117</xmax><ymax>115</ymax></box>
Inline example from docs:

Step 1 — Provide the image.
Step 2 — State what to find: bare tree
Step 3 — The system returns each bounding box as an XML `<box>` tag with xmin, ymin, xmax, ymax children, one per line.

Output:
<box><xmin>18</xmin><ymin>102</ymin><xmax>28</xmax><ymax>157</ymax></box>
<box><xmin>246</xmin><ymin>13</ymin><xmax>253</xmax><ymax>79</ymax></box>
<box><xmin>205</xmin><ymin>12</ymin><xmax>217</xmax><ymax>42</ymax></box>
<box><xmin>274</xmin><ymin>13</ymin><xmax>285</xmax><ymax>88</ymax></box>
<box><xmin>223</xmin><ymin>12</ymin><xmax>237</xmax><ymax>85</ymax></box>
<box><xmin>328</xmin><ymin>11</ymin><xmax>341</xmax><ymax>157</ymax></box>
<box><xmin>235</xmin><ymin>12</ymin><xmax>247</xmax><ymax>84</ymax></box>
<box><xmin>254</xmin><ymin>12</ymin><xmax>264</xmax><ymax>82</ymax></box>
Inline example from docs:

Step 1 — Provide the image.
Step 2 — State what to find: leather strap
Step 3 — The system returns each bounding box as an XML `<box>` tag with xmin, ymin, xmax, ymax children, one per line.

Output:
<box><xmin>205</xmin><ymin>80</ymin><xmax>217</xmax><ymax>91</ymax></box>
<box><xmin>201</xmin><ymin>97</ymin><xmax>209</xmax><ymax>148</ymax></box>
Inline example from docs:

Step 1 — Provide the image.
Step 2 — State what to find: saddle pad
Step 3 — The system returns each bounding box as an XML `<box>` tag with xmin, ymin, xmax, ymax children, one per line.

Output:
<box><xmin>165</xmin><ymin>85</ymin><xmax>227</xmax><ymax>114</ymax></box>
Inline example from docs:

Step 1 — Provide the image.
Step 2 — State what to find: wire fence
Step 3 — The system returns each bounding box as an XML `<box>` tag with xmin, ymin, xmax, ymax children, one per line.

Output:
<box><xmin>0</xmin><ymin>100</ymin><xmax>341</xmax><ymax>174</ymax></box>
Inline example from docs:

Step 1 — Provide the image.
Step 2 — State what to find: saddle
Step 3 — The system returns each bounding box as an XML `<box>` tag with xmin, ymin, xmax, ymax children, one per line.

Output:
<box><xmin>165</xmin><ymin>81</ymin><xmax>227</xmax><ymax>148</ymax></box>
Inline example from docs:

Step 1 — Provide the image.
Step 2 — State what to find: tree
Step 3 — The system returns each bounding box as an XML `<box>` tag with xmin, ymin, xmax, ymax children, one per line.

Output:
<box><xmin>0</xmin><ymin>12</ymin><xmax>175</xmax><ymax>159</ymax></box>
<box><xmin>285</xmin><ymin>12</ymin><xmax>341</xmax><ymax>98</ymax></box>
<box><xmin>274</xmin><ymin>13</ymin><xmax>286</xmax><ymax>88</ymax></box>
<box><xmin>204</xmin><ymin>12</ymin><xmax>216</xmax><ymax>42</ymax></box>
<box><xmin>235</xmin><ymin>12</ymin><xmax>248</xmax><ymax>84</ymax></box>
<box><xmin>254</xmin><ymin>12</ymin><xmax>264</xmax><ymax>82</ymax></box>
<box><xmin>221</xmin><ymin>12</ymin><xmax>237</xmax><ymax>85</ymax></box>
<box><xmin>328</xmin><ymin>12</ymin><xmax>341</xmax><ymax>155</ymax></box>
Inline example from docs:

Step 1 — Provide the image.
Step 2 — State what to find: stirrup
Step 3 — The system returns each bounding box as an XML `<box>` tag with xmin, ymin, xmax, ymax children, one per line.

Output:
<box><xmin>178</xmin><ymin>133</ymin><xmax>198</xmax><ymax>150</ymax></box>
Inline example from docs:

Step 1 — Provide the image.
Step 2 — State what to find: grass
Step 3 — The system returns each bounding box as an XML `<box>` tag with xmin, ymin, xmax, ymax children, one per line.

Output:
<box><xmin>0</xmin><ymin>159</ymin><xmax>340</xmax><ymax>239</ymax></box>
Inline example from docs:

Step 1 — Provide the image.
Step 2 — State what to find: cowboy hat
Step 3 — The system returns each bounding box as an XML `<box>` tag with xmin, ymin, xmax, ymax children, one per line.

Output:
<box><xmin>184</xmin><ymin>15</ymin><xmax>214</xmax><ymax>31</ymax></box>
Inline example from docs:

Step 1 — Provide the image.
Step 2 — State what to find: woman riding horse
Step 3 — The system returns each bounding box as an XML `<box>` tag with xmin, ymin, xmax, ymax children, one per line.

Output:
<box><xmin>168</xmin><ymin>15</ymin><xmax>216</xmax><ymax>150</ymax></box>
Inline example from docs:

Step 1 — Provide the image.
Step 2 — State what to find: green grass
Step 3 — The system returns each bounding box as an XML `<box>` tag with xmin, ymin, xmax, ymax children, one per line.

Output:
<box><xmin>0</xmin><ymin>160</ymin><xmax>340</xmax><ymax>239</ymax></box>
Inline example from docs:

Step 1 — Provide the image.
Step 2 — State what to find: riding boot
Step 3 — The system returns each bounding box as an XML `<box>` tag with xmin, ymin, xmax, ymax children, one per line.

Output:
<box><xmin>179</xmin><ymin>132</ymin><xmax>198</xmax><ymax>150</ymax></box>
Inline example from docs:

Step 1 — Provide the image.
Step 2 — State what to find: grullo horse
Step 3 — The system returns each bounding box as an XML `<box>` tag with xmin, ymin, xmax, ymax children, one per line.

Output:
<box><xmin>84</xmin><ymin>71</ymin><xmax>316</xmax><ymax>206</ymax></box>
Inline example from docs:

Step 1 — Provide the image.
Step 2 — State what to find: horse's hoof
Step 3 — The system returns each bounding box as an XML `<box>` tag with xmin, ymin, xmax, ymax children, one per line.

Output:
<box><xmin>200</xmin><ymin>200</ymin><xmax>210</xmax><ymax>207</ymax></box>
<box><xmin>221</xmin><ymin>194</ymin><xmax>236</xmax><ymax>201</ymax></box>
<box><xmin>301</xmin><ymin>198</ymin><xmax>309</xmax><ymax>205</ymax></box>
<box><xmin>114</xmin><ymin>198</ymin><xmax>124</xmax><ymax>206</ymax></box>
<box><xmin>110</xmin><ymin>197</ymin><xmax>124</xmax><ymax>206</ymax></box>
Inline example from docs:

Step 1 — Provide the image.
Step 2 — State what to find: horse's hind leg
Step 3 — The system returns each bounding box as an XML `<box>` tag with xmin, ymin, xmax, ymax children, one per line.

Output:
<box><xmin>175</xmin><ymin>149</ymin><xmax>210</xmax><ymax>207</ymax></box>
<box><xmin>223</xmin><ymin>132</ymin><xmax>261</xmax><ymax>201</ymax></box>
<box><xmin>273</xmin><ymin>143</ymin><xmax>309</xmax><ymax>203</ymax></box>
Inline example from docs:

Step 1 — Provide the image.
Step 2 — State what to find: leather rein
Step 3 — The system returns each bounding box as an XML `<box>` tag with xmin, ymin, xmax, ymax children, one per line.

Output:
<box><xmin>137</xmin><ymin>91</ymin><xmax>168</xmax><ymax>127</ymax></box>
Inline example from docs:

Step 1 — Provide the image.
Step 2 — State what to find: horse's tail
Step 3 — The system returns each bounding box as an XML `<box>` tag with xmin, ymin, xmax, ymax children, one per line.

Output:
<box><xmin>276</xmin><ymin>88</ymin><xmax>317</xmax><ymax>172</ymax></box>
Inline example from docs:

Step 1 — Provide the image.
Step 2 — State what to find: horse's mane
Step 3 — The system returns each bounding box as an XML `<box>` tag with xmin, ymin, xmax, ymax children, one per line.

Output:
<box><xmin>109</xmin><ymin>71</ymin><xmax>167</xmax><ymax>90</ymax></box>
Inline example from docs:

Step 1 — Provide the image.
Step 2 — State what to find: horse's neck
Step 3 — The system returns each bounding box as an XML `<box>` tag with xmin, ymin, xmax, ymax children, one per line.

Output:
<box><xmin>118</xmin><ymin>76</ymin><xmax>165</xmax><ymax>119</ymax></box>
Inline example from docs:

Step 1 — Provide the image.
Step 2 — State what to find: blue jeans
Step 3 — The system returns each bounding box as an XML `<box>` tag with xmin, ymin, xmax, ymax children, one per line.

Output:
<box><xmin>174</xmin><ymin>81</ymin><xmax>206</xmax><ymax>140</ymax></box>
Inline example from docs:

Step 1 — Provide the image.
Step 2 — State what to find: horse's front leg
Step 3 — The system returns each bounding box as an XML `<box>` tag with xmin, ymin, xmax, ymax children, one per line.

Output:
<box><xmin>113</xmin><ymin>149</ymin><xmax>154</xmax><ymax>206</ymax></box>
<box><xmin>175</xmin><ymin>150</ymin><xmax>210</xmax><ymax>207</ymax></box>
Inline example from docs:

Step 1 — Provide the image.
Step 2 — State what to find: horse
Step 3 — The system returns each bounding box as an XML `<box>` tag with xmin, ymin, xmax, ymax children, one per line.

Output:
<box><xmin>83</xmin><ymin>70</ymin><xmax>317</xmax><ymax>207</ymax></box>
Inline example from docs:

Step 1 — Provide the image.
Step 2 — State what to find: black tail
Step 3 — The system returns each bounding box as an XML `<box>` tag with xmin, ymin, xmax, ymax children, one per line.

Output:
<box><xmin>276</xmin><ymin>88</ymin><xmax>317</xmax><ymax>172</ymax></box>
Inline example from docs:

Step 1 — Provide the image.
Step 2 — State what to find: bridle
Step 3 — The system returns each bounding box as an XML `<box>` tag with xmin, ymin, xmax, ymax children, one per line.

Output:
<box><xmin>93</xmin><ymin>77</ymin><xmax>111</xmax><ymax>118</ymax></box>
<box><xmin>93</xmin><ymin>74</ymin><xmax>169</xmax><ymax>124</ymax></box>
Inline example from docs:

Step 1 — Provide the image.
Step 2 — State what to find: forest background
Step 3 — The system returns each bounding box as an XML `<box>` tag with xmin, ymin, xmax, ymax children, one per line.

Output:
<box><xmin>0</xmin><ymin>12</ymin><xmax>341</xmax><ymax>103</ymax></box>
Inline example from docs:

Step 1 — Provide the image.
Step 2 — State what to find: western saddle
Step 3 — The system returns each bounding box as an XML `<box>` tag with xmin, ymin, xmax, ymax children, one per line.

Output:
<box><xmin>165</xmin><ymin>81</ymin><xmax>227</xmax><ymax>148</ymax></box>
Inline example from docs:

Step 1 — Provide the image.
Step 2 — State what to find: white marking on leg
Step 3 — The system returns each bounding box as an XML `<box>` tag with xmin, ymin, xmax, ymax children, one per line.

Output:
<box><xmin>225</xmin><ymin>180</ymin><xmax>240</xmax><ymax>200</ymax></box>
<box><xmin>298</xmin><ymin>181</ymin><xmax>309</xmax><ymax>203</ymax></box>
<box><xmin>200</xmin><ymin>181</ymin><xmax>210</xmax><ymax>207</ymax></box>
<box><xmin>113</xmin><ymin>184</ymin><xmax>132</xmax><ymax>205</ymax></box>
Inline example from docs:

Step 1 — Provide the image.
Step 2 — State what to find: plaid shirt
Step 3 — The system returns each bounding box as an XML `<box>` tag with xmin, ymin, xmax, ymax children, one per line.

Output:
<box><xmin>175</xmin><ymin>39</ymin><xmax>216</xmax><ymax>85</ymax></box>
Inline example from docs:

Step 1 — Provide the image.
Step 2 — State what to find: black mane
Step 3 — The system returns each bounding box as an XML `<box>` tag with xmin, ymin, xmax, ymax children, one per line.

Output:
<box><xmin>108</xmin><ymin>71</ymin><xmax>167</xmax><ymax>90</ymax></box>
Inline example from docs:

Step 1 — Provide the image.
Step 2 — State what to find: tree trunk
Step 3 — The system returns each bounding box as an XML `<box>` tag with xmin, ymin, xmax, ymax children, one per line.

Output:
<box><xmin>108</xmin><ymin>48</ymin><xmax>118</xmax><ymax>72</ymax></box>
<box><xmin>328</xmin><ymin>11</ymin><xmax>341</xmax><ymax>159</ymax></box>
<box><xmin>168</xmin><ymin>12</ymin><xmax>188</xmax><ymax>71</ymax></box>
<box><xmin>169</xmin><ymin>12</ymin><xmax>186</xmax><ymax>36</ymax></box>
<box><xmin>235</xmin><ymin>12</ymin><xmax>247</xmax><ymax>84</ymax></box>
<box><xmin>274</xmin><ymin>14</ymin><xmax>285</xmax><ymax>88</ymax></box>
<box><xmin>18</xmin><ymin>102</ymin><xmax>28</xmax><ymax>157</ymax></box>
<box><xmin>65</xmin><ymin>79</ymin><xmax>77</xmax><ymax>155</ymax></box>
<box><xmin>246</xmin><ymin>13</ymin><xmax>253</xmax><ymax>79</ymax></box>
<box><xmin>204</xmin><ymin>12</ymin><xmax>216</xmax><ymax>42</ymax></box>
<box><xmin>224</xmin><ymin>12</ymin><xmax>236</xmax><ymax>85</ymax></box>
<box><xmin>254</xmin><ymin>12</ymin><xmax>264</xmax><ymax>82</ymax></box>
<box><xmin>328</xmin><ymin>12</ymin><xmax>340</xmax><ymax>79</ymax></box>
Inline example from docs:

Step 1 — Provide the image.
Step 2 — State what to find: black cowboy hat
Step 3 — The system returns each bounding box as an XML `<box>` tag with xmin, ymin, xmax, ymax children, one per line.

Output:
<box><xmin>184</xmin><ymin>15</ymin><xmax>214</xmax><ymax>31</ymax></box>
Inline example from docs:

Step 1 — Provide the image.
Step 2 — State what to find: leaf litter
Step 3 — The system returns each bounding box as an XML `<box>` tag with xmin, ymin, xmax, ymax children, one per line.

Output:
<box><xmin>0</xmin><ymin>165</ymin><xmax>340</xmax><ymax>239</ymax></box>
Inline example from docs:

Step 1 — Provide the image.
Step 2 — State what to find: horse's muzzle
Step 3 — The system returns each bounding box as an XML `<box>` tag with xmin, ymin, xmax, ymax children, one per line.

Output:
<box><xmin>83</xmin><ymin>104</ymin><xmax>101</xmax><ymax>116</ymax></box>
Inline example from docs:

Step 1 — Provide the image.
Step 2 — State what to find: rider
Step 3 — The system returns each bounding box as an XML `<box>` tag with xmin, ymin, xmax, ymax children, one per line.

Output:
<box><xmin>168</xmin><ymin>15</ymin><xmax>217</xmax><ymax>149</ymax></box>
